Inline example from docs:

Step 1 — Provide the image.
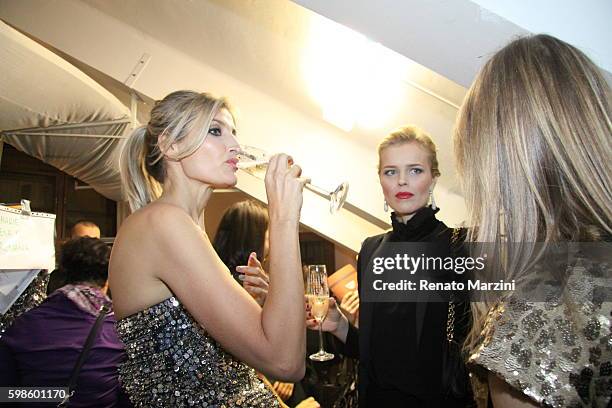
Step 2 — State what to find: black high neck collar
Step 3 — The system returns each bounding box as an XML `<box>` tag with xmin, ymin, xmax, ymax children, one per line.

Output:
<box><xmin>390</xmin><ymin>206</ymin><xmax>441</xmax><ymax>241</ymax></box>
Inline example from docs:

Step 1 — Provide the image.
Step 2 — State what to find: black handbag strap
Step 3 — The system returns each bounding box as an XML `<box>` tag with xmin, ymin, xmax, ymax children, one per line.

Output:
<box><xmin>59</xmin><ymin>304</ymin><xmax>110</xmax><ymax>407</ymax></box>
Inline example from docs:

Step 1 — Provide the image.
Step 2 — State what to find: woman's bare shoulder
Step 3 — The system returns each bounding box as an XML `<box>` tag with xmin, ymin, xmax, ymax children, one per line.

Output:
<box><xmin>112</xmin><ymin>202</ymin><xmax>205</xmax><ymax>271</ymax></box>
<box><xmin>117</xmin><ymin>203</ymin><xmax>198</xmax><ymax>243</ymax></box>
<box><xmin>125</xmin><ymin>202</ymin><xmax>193</xmax><ymax>228</ymax></box>
<box><xmin>110</xmin><ymin>203</ymin><xmax>197</xmax><ymax>318</ymax></box>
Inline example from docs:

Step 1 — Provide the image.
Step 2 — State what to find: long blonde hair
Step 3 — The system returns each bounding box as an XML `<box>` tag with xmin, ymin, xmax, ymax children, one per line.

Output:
<box><xmin>454</xmin><ymin>34</ymin><xmax>612</xmax><ymax>349</ymax></box>
<box><xmin>120</xmin><ymin>91</ymin><xmax>232</xmax><ymax>211</ymax></box>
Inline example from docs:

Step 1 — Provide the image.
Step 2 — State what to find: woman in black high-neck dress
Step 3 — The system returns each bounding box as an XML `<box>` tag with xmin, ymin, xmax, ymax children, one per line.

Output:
<box><xmin>308</xmin><ymin>126</ymin><xmax>472</xmax><ymax>407</ymax></box>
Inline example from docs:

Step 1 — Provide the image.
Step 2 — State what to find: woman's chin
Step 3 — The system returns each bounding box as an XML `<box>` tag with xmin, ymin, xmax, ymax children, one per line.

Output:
<box><xmin>212</xmin><ymin>178</ymin><xmax>238</xmax><ymax>189</ymax></box>
<box><xmin>392</xmin><ymin>204</ymin><xmax>426</xmax><ymax>217</ymax></box>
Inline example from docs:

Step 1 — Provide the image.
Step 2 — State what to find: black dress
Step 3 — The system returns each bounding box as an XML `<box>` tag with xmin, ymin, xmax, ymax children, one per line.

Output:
<box><xmin>342</xmin><ymin>206</ymin><xmax>472</xmax><ymax>407</ymax></box>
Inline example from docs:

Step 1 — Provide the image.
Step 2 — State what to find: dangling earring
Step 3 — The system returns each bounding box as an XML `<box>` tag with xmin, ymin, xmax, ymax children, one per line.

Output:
<box><xmin>429</xmin><ymin>190</ymin><xmax>437</xmax><ymax>210</ymax></box>
<box><xmin>384</xmin><ymin>200</ymin><xmax>389</xmax><ymax>212</ymax></box>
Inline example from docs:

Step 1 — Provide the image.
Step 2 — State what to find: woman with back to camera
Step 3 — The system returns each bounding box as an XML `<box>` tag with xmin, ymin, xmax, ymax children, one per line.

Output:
<box><xmin>308</xmin><ymin>126</ymin><xmax>473</xmax><ymax>407</ymax></box>
<box><xmin>109</xmin><ymin>90</ymin><xmax>308</xmax><ymax>407</ymax></box>
<box><xmin>455</xmin><ymin>34</ymin><xmax>611</xmax><ymax>407</ymax></box>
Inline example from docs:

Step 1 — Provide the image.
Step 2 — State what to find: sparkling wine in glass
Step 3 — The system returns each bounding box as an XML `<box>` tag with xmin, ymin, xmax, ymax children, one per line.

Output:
<box><xmin>306</xmin><ymin>264</ymin><xmax>334</xmax><ymax>362</ymax></box>
<box><xmin>236</xmin><ymin>145</ymin><xmax>349</xmax><ymax>214</ymax></box>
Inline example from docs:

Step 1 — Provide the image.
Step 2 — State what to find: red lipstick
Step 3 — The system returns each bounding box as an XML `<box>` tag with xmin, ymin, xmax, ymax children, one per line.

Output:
<box><xmin>395</xmin><ymin>192</ymin><xmax>413</xmax><ymax>199</ymax></box>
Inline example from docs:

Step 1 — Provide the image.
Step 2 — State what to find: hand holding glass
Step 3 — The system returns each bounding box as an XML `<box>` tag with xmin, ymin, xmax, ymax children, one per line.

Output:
<box><xmin>237</xmin><ymin>145</ymin><xmax>349</xmax><ymax>214</ymax></box>
<box><xmin>306</xmin><ymin>265</ymin><xmax>334</xmax><ymax>362</ymax></box>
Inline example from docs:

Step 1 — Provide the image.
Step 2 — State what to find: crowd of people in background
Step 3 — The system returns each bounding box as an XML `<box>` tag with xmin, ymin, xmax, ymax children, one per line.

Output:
<box><xmin>0</xmin><ymin>234</ymin><xmax>131</xmax><ymax>407</ymax></box>
<box><xmin>0</xmin><ymin>33</ymin><xmax>610</xmax><ymax>408</ymax></box>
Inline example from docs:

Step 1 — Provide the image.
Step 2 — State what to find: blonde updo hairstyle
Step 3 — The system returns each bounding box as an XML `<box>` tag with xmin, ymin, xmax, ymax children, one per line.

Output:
<box><xmin>120</xmin><ymin>90</ymin><xmax>232</xmax><ymax>211</ymax></box>
<box><xmin>377</xmin><ymin>125</ymin><xmax>441</xmax><ymax>178</ymax></box>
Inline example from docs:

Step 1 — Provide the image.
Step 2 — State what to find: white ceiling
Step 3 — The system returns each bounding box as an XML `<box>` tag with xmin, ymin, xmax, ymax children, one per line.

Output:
<box><xmin>77</xmin><ymin>0</ymin><xmax>467</xmax><ymax>140</ymax></box>
<box><xmin>295</xmin><ymin>0</ymin><xmax>612</xmax><ymax>87</ymax></box>
<box><xmin>471</xmin><ymin>0</ymin><xmax>612</xmax><ymax>75</ymax></box>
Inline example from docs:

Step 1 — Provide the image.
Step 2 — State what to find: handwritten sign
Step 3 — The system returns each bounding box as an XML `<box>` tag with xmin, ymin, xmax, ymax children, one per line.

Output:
<box><xmin>0</xmin><ymin>205</ymin><xmax>56</xmax><ymax>271</ymax></box>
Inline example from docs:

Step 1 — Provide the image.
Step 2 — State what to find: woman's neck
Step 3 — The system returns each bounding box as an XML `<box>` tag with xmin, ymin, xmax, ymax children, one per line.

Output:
<box><xmin>390</xmin><ymin>206</ymin><xmax>440</xmax><ymax>241</ymax></box>
<box><xmin>394</xmin><ymin>211</ymin><xmax>418</xmax><ymax>224</ymax></box>
<box><xmin>158</xmin><ymin>169</ymin><xmax>213</xmax><ymax>226</ymax></box>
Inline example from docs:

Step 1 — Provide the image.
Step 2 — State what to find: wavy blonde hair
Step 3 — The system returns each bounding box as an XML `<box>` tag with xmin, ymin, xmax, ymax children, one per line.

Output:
<box><xmin>120</xmin><ymin>90</ymin><xmax>232</xmax><ymax>211</ymax></box>
<box><xmin>454</xmin><ymin>34</ymin><xmax>612</xmax><ymax>350</ymax></box>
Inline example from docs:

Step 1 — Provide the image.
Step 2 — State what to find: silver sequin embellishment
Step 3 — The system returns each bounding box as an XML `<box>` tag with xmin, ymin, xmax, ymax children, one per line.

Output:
<box><xmin>116</xmin><ymin>297</ymin><xmax>280</xmax><ymax>407</ymax></box>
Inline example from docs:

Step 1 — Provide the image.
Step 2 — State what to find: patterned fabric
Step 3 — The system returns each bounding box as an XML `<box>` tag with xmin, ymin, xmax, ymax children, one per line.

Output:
<box><xmin>0</xmin><ymin>271</ymin><xmax>49</xmax><ymax>337</ymax></box>
<box><xmin>469</xmin><ymin>255</ymin><xmax>612</xmax><ymax>407</ymax></box>
<box><xmin>116</xmin><ymin>296</ymin><xmax>280</xmax><ymax>408</ymax></box>
<box><xmin>56</xmin><ymin>284</ymin><xmax>111</xmax><ymax>316</ymax></box>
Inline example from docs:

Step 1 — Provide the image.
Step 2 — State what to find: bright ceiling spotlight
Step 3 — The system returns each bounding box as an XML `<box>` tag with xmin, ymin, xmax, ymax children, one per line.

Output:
<box><xmin>302</xmin><ymin>17</ymin><xmax>411</xmax><ymax>132</ymax></box>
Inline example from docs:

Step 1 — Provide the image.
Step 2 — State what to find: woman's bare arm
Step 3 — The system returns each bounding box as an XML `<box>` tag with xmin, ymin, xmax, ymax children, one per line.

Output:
<box><xmin>156</xmin><ymin>155</ymin><xmax>307</xmax><ymax>381</ymax></box>
<box><xmin>489</xmin><ymin>372</ymin><xmax>539</xmax><ymax>408</ymax></box>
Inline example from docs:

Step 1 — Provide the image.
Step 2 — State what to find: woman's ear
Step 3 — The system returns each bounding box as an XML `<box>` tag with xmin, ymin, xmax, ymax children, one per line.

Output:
<box><xmin>158</xmin><ymin>131</ymin><xmax>181</xmax><ymax>161</ymax></box>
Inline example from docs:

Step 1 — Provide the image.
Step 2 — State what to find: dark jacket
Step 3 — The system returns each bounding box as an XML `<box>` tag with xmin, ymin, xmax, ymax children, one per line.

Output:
<box><xmin>342</xmin><ymin>207</ymin><xmax>472</xmax><ymax>407</ymax></box>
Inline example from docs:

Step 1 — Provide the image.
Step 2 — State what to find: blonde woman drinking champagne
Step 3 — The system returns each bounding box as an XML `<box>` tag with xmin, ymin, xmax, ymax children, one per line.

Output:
<box><xmin>110</xmin><ymin>91</ymin><xmax>308</xmax><ymax>407</ymax></box>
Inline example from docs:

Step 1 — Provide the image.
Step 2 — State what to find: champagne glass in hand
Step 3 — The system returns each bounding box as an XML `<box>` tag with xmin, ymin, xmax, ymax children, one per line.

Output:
<box><xmin>237</xmin><ymin>145</ymin><xmax>349</xmax><ymax>214</ymax></box>
<box><xmin>306</xmin><ymin>265</ymin><xmax>334</xmax><ymax>361</ymax></box>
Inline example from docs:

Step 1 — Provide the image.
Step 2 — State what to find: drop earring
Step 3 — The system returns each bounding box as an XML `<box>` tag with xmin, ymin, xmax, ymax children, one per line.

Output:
<box><xmin>384</xmin><ymin>200</ymin><xmax>389</xmax><ymax>212</ymax></box>
<box><xmin>429</xmin><ymin>190</ymin><xmax>437</xmax><ymax>211</ymax></box>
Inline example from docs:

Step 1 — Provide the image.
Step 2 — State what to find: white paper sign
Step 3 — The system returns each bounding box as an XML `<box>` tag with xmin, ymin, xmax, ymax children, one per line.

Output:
<box><xmin>0</xmin><ymin>205</ymin><xmax>56</xmax><ymax>271</ymax></box>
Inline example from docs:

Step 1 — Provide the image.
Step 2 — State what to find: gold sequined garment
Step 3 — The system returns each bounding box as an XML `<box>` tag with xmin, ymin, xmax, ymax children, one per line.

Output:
<box><xmin>469</xmin><ymin>256</ymin><xmax>612</xmax><ymax>407</ymax></box>
<box><xmin>116</xmin><ymin>296</ymin><xmax>280</xmax><ymax>407</ymax></box>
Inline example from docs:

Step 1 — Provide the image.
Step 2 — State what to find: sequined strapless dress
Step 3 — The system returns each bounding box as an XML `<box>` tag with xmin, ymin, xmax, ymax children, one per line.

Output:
<box><xmin>116</xmin><ymin>296</ymin><xmax>280</xmax><ymax>407</ymax></box>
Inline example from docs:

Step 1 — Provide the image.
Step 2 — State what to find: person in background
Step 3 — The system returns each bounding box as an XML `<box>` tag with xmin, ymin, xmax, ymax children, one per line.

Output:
<box><xmin>455</xmin><ymin>34</ymin><xmax>611</xmax><ymax>408</ymax></box>
<box><xmin>213</xmin><ymin>200</ymin><xmax>270</xmax><ymax>305</ymax></box>
<box><xmin>309</xmin><ymin>126</ymin><xmax>473</xmax><ymax>407</ymax></box>
<box><xmin>71</xmin><ymin>220</ymin><xmax>101</xmax><ymax>239</ymax></box>
<box><xmin>213</xmin><ymin>200</ymin><xmax>320</xmax><ymax>408</ymax></box>
<box><xmin>0</xmin><ymin>237</ymin><xmax>131</xmax><ymax>407</ymax></box>
<box><xmin>48</xmin><ymin>221</ymin><xmax>102</xmax><ymax>294</ymax></box>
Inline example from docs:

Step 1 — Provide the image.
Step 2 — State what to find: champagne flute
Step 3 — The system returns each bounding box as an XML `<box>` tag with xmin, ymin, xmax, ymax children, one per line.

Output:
<box><xmin>236</xmin><ymin>145</ymin><xmax>349</xmax><ymax>214</ymax></box>
<box><xmin>306</xmin><ymin>264</ymin><xmax>334</xmax><ymax>362</ymax></box>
